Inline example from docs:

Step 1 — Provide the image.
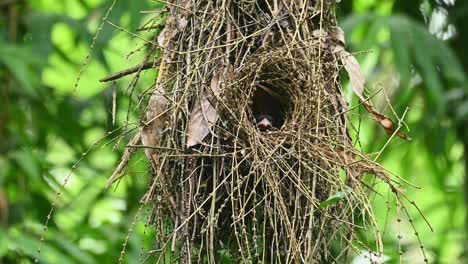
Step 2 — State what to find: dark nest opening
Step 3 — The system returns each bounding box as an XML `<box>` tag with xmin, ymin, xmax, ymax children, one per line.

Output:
<box><xmin>251</xmin><ymin>86</ymin><xmax>289</xmax><ymax>131</ymax></box>
<box><xmin>103</xmin><ymin>0</ymin><xmax>417</xmax><ymax>263</ymax></box>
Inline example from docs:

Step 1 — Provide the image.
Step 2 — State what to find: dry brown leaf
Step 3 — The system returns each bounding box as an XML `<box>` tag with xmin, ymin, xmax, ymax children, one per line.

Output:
<box><xmin>332</xmin><ymin>26</ymin><xmax>364</xmax><ymax>99</ymax></box>
<box><xmin>177</xmin><ymin>17</ymin><xmax>188</xmax><ymax>31</ymax></box>
<box><xmin>157</xmin><ymin>28</ymin><xmax>166</xmax><ymax>48</ymax></box>
<box><xmin>186</xmin><ymin>73</ymin><xmax>221</xmax><ymax>147</ymax></box>
<box><xmin>333</xmin><ymin>26</ymin><xmax>411</xmax><ymax>141</ymax></box>
<box><xmin>312</xmin><ymin>29</ymin><xmax>327</xmax><ymax>38</ymax></box>
<box><xmin>157</xmin><ymin>17</ymin><xmax>178</xmax><ymax>49</ymax></box>
<box><xmin>157</xmin><ymin>22</ymin><xmax>172</xmax><ymax>49</ymax></box>
<box><xmin>341</xmin><ymin>50</ymin><xmax>365</xmax><ymax>100</ymax></box>
<box><xmin>333</xmin><ymin>26</ymin><xmax>345</xmax><ymax>46</ymax></box>
<box><xmin>361</xmin><ymin>101</ymin><xmax>412</xmax><ymax>141</ymax></box>
<box><xmin>141</xmin><ymin>87</ymin><xmax>169</xmax><ymax>161</ymax></box>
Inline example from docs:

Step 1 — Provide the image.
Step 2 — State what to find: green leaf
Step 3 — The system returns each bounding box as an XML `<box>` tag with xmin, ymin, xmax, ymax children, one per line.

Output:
<box><xmin>0</xmin><ymin>228</ymin><xmax>9</xmax><ymax>257</ymax></box>
<box><xmin>344</xmin><ymin>14</ymin><xmax>466</xmax><ymax>116</ymax></box>
<box><xmin>339</xmin><ymin>13</ymin><xmax>377</xmax><ymax>37</ymax></box>
<box><xmin>8</xmin><ymin>227</ymin><xmax>75</xmax><ymax>264</ymax></box>
<box><xmin>217</xmin><ymin>249</ymin><xmax>234</xmax><ymax>264</ymax></box>
<box><xmin>411</xmin><ymin>24</ymin><xmax>444</xmax><ymax>111</ymax></box>
<box><xmin>390</xmin><ymin>15</ymin><xmax>466</xmax><ymax>114</ymax></box>
<box><xmin>0</xmin><ymin>157</ymin><xmax>9</xmax><ymax>186</ymax></box>
<box><xmin>0</xmin><ymin>44</ymin><xmax>42</xmax><ymax>97</ymax></box>
<box><xmin>25</xmin><ymin>13</ymin><xmax>56</xmax><ymax>58</ymax></box>
<box><xmin>319</xmin><ymin>187</ymin><xmax>353</xmax><ymax>208</ymax></box>
<box><xmin>434</xmin><ymin>39</ymin><xmax>466</xmax><ymax>84</ymax></box>
<box><xmin>455</xmin><ymin>100</ymin><xmax>468</xmax><ymax>121</ymax></box>
<box><xmin>54</xmin><ymin>233</ymin><xmax>97</xmax><ymax>264</ymax></box>
<box><xmin>361</xmin><ymin>16</ymin><xmax>386</xmax><ymax>50</ymax></box>
<box><xmin>10</xmin><ymin>150</ymin><xmax>43</xmax><ymax>181</ymax></box>
<box><xmin>388</xmin><ymin>16</ymin><xmax>412</xmax><ymax>87</ymax></box>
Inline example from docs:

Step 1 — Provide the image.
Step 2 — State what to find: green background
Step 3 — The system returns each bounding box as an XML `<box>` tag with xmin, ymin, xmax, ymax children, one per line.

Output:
<box><xmin>0</xmin><ymin>0</ymin><xmax>466</xmax><ymax>263</ymax></box>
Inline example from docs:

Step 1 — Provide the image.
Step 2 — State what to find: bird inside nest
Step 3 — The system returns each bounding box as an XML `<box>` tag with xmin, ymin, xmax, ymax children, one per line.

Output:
<box><xmin>251</xmin><ymin>84</ymin><xmax>289</xmax><ymax>132</ymax></box>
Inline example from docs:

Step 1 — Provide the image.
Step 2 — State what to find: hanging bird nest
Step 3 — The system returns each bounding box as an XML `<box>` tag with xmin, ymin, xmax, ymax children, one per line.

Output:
<box><xmin>105</xmin><ymin>0</ymin><xmax>414</xmax><ymax>263</ymax></box>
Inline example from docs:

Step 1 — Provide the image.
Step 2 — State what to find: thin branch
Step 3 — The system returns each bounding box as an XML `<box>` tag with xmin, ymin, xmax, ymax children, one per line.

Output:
<box><xmin>100</xmin><ymin>60</ymin><xmax>159</xmax><ymax>82</ymax></box>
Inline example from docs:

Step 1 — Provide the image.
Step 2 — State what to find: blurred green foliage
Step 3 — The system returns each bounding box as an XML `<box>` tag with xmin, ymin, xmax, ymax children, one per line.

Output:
<box><xmin>0</xmin><ymin>0</ymin><xmax>467</xmax><ymax>263</ymax></box>
<box><xmin>1</xmin><ymin>0</ymin><xmax>161</xmax><ymax>263</ymax></box>
<box><xmin>339</xmin><ymin>0</ymin><xmax>467</xmax><ymax>263</ymax></box>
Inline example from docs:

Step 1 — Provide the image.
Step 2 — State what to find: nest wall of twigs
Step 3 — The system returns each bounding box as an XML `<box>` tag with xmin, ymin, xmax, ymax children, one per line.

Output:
<box><xmin>104</xmin><ymin>0</ymin><xmax>418</xmax><ymax>263</ymax></box>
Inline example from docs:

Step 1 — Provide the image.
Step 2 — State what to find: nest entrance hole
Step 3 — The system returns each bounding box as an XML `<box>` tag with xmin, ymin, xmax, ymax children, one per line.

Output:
<box><xmin>250</xmin><ymin>76</ymin><xmax>294</xmax><ymax>132</ymax></box>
